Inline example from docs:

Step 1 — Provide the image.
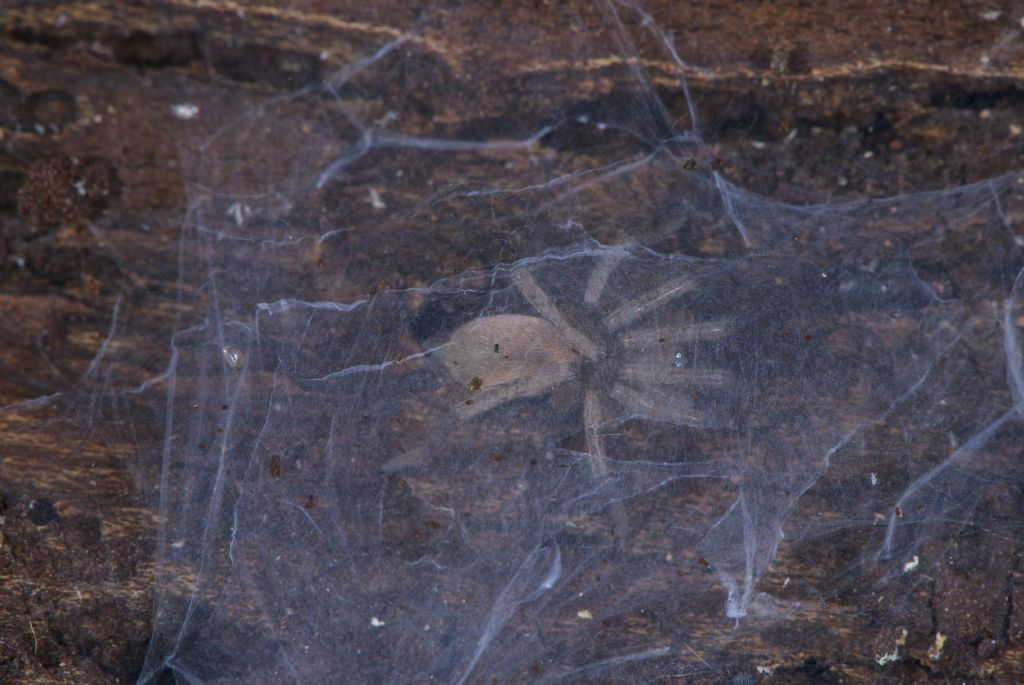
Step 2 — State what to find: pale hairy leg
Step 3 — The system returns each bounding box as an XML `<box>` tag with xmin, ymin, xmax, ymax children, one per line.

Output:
<box><xmin>583</xmin><ymin>388</ymin><xmax>630</xmax><ymax>544</ymax></box>
<box><xmin>604</xmin><ymin>274</ymin><xmax>697</xmax><ymax>331</ymax></box>
<box><xmin>609</xmin><ymin>381</ymin><xmax>706</xmax><ymax>427</ymax></box>
<box><xmin>619</xmin><ymin>363</ymin><xmax>731</xmax><ymax>387</ymax></box>
<box><xmin>515</xmin><ymin>270</ymin><xmax>600</xmax><ymax>359</ymax></box>
<box><xmin>584</xmin><ymin>254</ymin><xmax>625</xmax><ymax>306</ymax></box>
<box><xmin>621</xmin><ymin>320</ymin><xmax>730</xmax><ymax>349</ymax></box>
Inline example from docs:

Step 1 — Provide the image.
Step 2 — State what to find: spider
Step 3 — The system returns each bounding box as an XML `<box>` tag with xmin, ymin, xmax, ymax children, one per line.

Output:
<box><xmin>440</xmin><ymin>254</ymin><xmax>731</xmax><ymax>485</ymax></box>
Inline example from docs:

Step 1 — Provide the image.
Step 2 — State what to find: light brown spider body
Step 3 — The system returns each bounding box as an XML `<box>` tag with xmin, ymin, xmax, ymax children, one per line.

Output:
<box><xmin>440</xmin><ymin>257</ymin><xmax>730</xmax><ymax>492</ymax></box>
<box><xmin>442</xmin><ymin>314</ymin><xmax>578</xmax><ymax>412</ymax></box>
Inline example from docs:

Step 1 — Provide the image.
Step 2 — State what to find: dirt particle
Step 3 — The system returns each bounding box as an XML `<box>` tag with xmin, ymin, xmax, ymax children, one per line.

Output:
<box><xmin>27</xmin><ymin>498</ymin><xmax>59</xmax><ymax>525</ymax></box>
<box><xmin>770</xmin><ymin>48</ymin><xmax>789</xmax><ymax>76</ymax></box>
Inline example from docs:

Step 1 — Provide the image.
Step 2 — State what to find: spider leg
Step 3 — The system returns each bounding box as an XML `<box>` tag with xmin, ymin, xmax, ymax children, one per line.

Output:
<box><xmin>515</xmin><ymin>270</ymin><xmax>600</xmax><ymax>359</ymax></box>
<box><xmin>609</xmin><ymin>381</ymin><xmax>706</xmax><ymax>426</ymax></box>
<box><xmin>457</xmin><ymin>364</ymin><xmax>573</xmax><ymax>419</ymax></box>
<box><xmin>621</xmin><ymin>320</ymin><xmax>730</xmax><ymax>350</ymax></box>
<box><xmin>583</xmin><ymin>388</ymin><xmax>609</xmax><ymax>478</ymax></box>
<box><xmin>619</xmin><ymin>363</ymin><xmax>731</xmax><ymax>388</ymax></box>
<box><xmin>604</xmin><ymin>274</ymin><xmax>697</xmax><ymax>331</ymax></box>
<box><xmin>584</xmin><ymin>254</ymin><xmax>624</xmax><ymax>306</ymax></box>
<box><xmin>583</xmin><ymin>388</ymin><xmax>630</xmax><ymax>544</ymax></box>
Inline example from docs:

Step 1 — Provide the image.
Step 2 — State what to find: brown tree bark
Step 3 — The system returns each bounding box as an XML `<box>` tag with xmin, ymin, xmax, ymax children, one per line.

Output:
<box><xmin>1</xmin><ymin>2</ymin><xmax>1022</xmax><ymax>683</ymax></box>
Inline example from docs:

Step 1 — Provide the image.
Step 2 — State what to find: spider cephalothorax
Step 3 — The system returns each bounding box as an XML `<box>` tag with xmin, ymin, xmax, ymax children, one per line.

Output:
<box><xmin>440</xmin><ymin>255</ymin><xmax>730</xmax><ymax>481</ymax></box>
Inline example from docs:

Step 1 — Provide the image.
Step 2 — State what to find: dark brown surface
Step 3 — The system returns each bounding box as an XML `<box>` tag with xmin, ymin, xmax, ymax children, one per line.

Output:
<box><xmin>1</xmin><ymin>2</ymin><xmax>1023</xmax><ymax>684</ymax></box>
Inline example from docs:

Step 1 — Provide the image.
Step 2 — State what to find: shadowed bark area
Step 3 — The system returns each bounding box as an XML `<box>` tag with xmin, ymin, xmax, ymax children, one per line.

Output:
<box><xmin>1</xmin><ymin>2</ymin><xmax>1023</xmax><ymax>683</ymax></box>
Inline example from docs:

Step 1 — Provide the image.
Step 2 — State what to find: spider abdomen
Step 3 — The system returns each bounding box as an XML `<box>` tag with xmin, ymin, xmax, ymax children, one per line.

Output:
<box><xmin>441</xmin><ymin>314</ymin><xmax>579</xmax><ymax>390</ymax></box>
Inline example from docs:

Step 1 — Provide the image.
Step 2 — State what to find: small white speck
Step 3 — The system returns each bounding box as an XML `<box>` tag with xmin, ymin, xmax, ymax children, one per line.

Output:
<box><xmin>837</xmin><ymin>175</ymin><xmax>848</xmax><ymax>187</ymax></box>
<box><xmin>980</xmin><ymin>109</ymin><xmax>992</xmax><ymax>119</ymax></box>
<box><xmin>319</xmin><ymin>50</ymin><xmax>329</xmax><ymax>61</ymax></box>
<box><xmin>877</xmin><ymin>647</ymin><xmax>900</xmax><ymax>666</ymax></box>
<box><xmin>369</xmin><ymin>188</ymin><xmax>386</xmax><ymax>209</ymax></box>
<box><xmin>782</xmin><ymin>577</ymin><xmax>790</xmax><ymax>588</ymax></box>
<box><xmin>92</xmin><ymin>114</ymin><xmax>103</xmax><ymax>124</ymax></box>
<box><xmin>674</xmin><ymin>352</ymin><xmax>683</xmax><ymax>368</ymax></box>
<box><xmin>821</xmin><ymin>272</ymin><xmax>828</xmax><ymax>278</ymax></box>
<box><xmin>374</xmin><ymin>111</ymin><xmax>397</xmax><ymax>127</ymax></box>
<box><xmin>979</xmin><ymin>10</ymin><xmax>1001</xmax><ymax>21</ymax></box>
<box><xmin>903</xmin><ymin>555</ymin><xmax>919</xmax><ymax>573</ymax></box>
<box><xmin>1010</xmin><ymin>124</ymin><xmax>1021</xmax><ymax>136</ymax></box>
<box><xmin>171</xmin><ymin>103</ymin><xmax>199</xmax><ymax>120</ymax></box>
<box><xmin>863</xmin><ymin>150</ymin><xmax>874</xmax><ymax>159</ymax></box>
<box><xmin>751</xmin><ymin>140</ymin><xmax>766</xmax><ymax>149</ymax></box>
<box><xmin>226</xmin><ymin>202</ymin><xmax>249</xmax><ymax>226</ymax></box>
<box><xmin>55</xmin><ymin>14</ymin><xmax>67</xmax><ymax>28</ymax></box>
<box><xmin>171</xmin><ymin>540</ymin><xmax>185</xmax><ymax>549</ymax></box>
<box><xmin>870</xmin><ymin>472</ymin><xmax>878</xmax><ymax>486</ymax></box>
<box><xmin>576</xmin><ymin>609</ymin><xmax>593</xmax><ymax>620</ymax></box>
<box><xmin>73</xmin><ymin>180</ymin><xmax>86</xmax><ymax>196</ymax></box>
<box><xmin>222</xmin><ymin>346</ymin><xmax>244</xmax><ymax>370</ymax></box>
<box><xmin>756</xmin><ymin>665</ymin><xmax>776</xmax><ymax>674</ymax></box>
<box><xmin>980</xmin><ymin>54</ymin><xmax>992</xmax><ymax>66</ymax></box>
<box><xmin>370</xmin><ymin>617</ymin><xmax>385</xmax><ymax>627</ymax></box>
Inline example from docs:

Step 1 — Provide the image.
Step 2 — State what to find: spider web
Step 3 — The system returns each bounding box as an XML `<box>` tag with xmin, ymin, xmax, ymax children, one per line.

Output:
<box><xmin>142</xmin><ymin>2</ymin><xmax>1022</xmax><ymax>682</ymax></box>
<box><xmin>4</xmin><ymin>1</ymin><xmax>1021</xmax><ymax>683</ymax></box>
